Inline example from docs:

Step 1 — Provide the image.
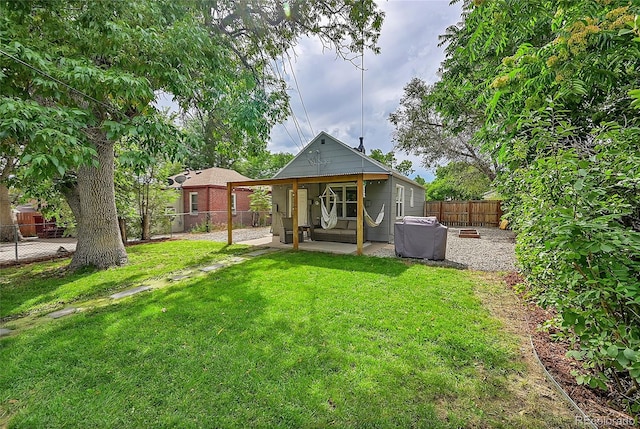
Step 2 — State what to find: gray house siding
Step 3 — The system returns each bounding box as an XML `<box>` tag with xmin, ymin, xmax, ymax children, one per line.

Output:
<box><xmin>363</xmin><ymin>180</ymin><xmax>391</xmax><ymax>242</ymax></box>
<box><xmin>387</xmin><ymin>176</ymin><xmax>425</xmax><ymax>243</ymax></box>
<box><xmin>271</xmin><ymin>131</ymin><xmax>426</xmax><ymax>243</ymax></box>
<box><xmin>275</xmin><ymin>133</ymin><xmax>388</xmax><ymax>179</ymax></box>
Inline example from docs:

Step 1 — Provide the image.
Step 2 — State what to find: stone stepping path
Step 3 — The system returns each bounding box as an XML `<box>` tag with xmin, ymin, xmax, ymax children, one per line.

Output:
<box><xmin>110</xmin><ymin>286</ymin><xmax>152</xmax><ymax>299</ymax></box>
<box><xmin>48</xmin><ymin>307</ymin><xmax>79</xmax><ymax>319</ymax></box>
<box><xmin>1</xmin><ymin>247</ymin><xmax>283</xmax><ymax>337</ymax></box>
<box><xmin>200</xmin><ymin>263</ymin><xmax>224</xmax><ymax>272</ymax></box>
<box><xmin>244</xmin><ymin>248</ymin><xmax>277</xmax><ymax>257</ymax></box>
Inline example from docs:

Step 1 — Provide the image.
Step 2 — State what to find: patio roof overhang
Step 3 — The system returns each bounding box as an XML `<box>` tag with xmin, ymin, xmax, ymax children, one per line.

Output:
<box><xmin>226</xmin><ymin>172</ymin><xmax>390</xmax><ymax>255</ymax></box>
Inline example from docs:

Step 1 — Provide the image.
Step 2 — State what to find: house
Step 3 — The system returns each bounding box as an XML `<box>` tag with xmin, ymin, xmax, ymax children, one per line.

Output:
<box><xmin>167</xmin><ymin>167</ymin><xmax>259</xmax><ymax>232</ymax></box>
<box><xmin>226</xmin><ymin>132</ymin><xmax>425</xmax><ymax>254</ymax></box>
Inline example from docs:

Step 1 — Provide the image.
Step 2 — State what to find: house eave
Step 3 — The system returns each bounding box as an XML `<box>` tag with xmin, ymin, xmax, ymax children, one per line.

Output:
<box><xmin>228</xmin><ymin>172</ymin><xmax>390</xmax><ymax>188</ymax></box>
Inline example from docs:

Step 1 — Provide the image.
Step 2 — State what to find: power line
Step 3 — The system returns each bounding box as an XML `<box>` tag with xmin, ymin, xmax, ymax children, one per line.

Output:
<box><xmin>286</xmin><ymin>50</ymin><xmax>314</xmax><ymax>137</ymax></box>
<box><xmin>271</xmin><ymin>59</ymin><xmax>305</xmax><ymax>151</ymax></box>
<box><xmin>361</xmin><ymin>45</ymin><xmax>365</xmax><ymax>139</ymax></box>
<box><xmin>360</xmin><ymin>4</ymin><xmax>365</xmax><ymax>141</ymax></box>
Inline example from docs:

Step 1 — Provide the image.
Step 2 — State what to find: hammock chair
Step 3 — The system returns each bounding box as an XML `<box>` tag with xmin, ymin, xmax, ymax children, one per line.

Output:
<box><xmin>320</xmin><ymin>187</ymin><xmax>338</xmax><ymax>229</ymax></box>
<box><xmin>364</xmin><ymin>203</ymin><xmax>385</xmax><ymax>227</ymax></box>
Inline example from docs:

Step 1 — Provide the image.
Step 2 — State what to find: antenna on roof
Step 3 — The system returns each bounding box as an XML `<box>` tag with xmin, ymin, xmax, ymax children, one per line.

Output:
<box><xmin>359</xmin><ymin>0</ymin><xmax>365</xmax><ymax>154</ymax></box>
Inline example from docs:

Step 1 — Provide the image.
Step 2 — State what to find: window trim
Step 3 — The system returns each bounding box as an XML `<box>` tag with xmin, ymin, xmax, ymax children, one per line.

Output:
<box><xmin>323</xmin><ymin>183</ymin><xmax>358</xmax><ymax>219</ymax></box>
<box><xmin>231</xmin><ymin>193</ymin><xmax>237</xmax><ymax>215</ymax></box>
<box><xmin>409</xmin><ymin>188</ymin><xmax>414</xmax><ymax>208</ymax></box>
<box><xmin>189</xmin><ymin>192</ymin><xmax>198</xmax><ymax>215</ymax></box>
<box><xmin>395</xmin><ymin>185</ymin><xmax>405</xmax><ymax>218</ymax></box>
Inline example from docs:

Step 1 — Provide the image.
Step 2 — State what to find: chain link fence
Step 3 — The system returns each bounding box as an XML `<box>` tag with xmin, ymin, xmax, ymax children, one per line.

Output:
<box><xmin>163</xmin><ymin>210</ymin><xmax>272</xmax><ymax>236</ymax></box>
<box><xmin>1</xmin><ymin>211</ymin><xmax>272</xmax><ymax>264</ymax></box>
<box><xmin>0</xmin><ymin>223</ymin><xmax>75</xmax><ymax>265</ymax></box>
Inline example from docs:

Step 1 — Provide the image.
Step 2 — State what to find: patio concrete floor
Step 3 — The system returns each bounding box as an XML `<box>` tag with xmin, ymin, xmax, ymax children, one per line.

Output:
<box><xmin>238</xmin><ymin>234</ymin><xmax>387</xmax><ymax>256</ymax></box>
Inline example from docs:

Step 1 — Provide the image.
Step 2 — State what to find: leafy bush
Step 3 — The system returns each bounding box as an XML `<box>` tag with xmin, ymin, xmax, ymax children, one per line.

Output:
<box><xmin>505</xmin><ymin>131</ymin><xmax>640</xmax><ymax>411</ymax></box>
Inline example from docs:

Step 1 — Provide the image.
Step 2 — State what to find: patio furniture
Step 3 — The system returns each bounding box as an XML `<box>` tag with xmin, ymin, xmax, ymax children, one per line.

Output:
<box><xmin>280</xmin><ymin>217</ymin><xmax>304</xmax><ymax>244</ymax></box>
<box><xmin>394</xmin><ymin>216</ymin><xmax>447</xmax><ymax>260</ymax></box>
<box><xmin>311</xmin><ymin>219</ymin><xmax>366</xmax><ymax>244</ymax></box>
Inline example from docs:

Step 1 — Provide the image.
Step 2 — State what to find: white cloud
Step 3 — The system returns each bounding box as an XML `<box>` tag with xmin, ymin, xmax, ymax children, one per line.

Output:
<box><xmin>269</xmin><ymin>0</ymin><xmax>463</xmax><ymax>181</ymax></box>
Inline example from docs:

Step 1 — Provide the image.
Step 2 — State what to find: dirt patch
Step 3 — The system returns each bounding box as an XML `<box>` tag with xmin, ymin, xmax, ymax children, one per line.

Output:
<box><xmin>497</xmin><ymin>272</ymin><xmax>638</xmax><ymax>429</ymax></box>
<box><xmin>473</xmin><ymin>272</ymin><xmax>582</xmax><ymax>427</ymax></box>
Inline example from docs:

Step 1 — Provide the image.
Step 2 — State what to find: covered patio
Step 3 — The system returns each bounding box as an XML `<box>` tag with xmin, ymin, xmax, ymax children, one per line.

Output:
<box><xmin>227</xmin><ymin>173</ymin><xmax>389</xmax><ymax>255</ymax></box>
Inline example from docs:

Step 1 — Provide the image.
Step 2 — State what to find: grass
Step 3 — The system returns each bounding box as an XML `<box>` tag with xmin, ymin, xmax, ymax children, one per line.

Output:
<box><xmin>0</xmin><ymin>240</ymin><xmax>248</xmax><ymax>320</ymax></box>
<box><xmin>0</xmin><ymin>243</ymin><xmax>576</xmax><ymax>428</ymax></box>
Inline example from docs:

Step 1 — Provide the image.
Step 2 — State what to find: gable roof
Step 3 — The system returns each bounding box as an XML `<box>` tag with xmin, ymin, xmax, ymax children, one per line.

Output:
<box><xmin>274</xmin><ymin>131</ymin><xmax>424</xmax><ymax>188</ymax></box>
<box><xmin>168</xmin><ymin>167</ymin><xmax>252</xmax><ymax>189</ymax></box>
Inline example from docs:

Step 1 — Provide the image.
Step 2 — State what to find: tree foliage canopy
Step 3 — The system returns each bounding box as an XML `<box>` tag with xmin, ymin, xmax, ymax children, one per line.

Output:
<box><xmin>424</xmin><ymin>162</ymin><xmax>491</xmax><ymax>201</ymax></box>
<box><xmin>368</xmin><ymin>148</ymin><xmax>414</xmax><ymax>177</ymax></box>
<box><xmin>389</xmin><ymin>78</ymin><xmax>496</xmax><ymax>181</ymax></box>
<box><xmin>424</xmin><ymin>0</ymin><xmax>640</xmax><ymax>410</ymax></box>
<box><xmin>0</xmin><ymin>0</ymin><xmax>383</xmax><ymax>266</ymax></box>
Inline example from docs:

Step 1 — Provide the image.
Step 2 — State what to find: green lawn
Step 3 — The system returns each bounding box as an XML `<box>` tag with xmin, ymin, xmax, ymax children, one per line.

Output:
<box><xmin>0</xmin><ymin>243</ymin><xmax>575</xmax><ymax>428</ymax></box>
<box><xmin>0</xmin><ymin>240</ymin><xmax>248</xmax><ymax>320</ymax></box>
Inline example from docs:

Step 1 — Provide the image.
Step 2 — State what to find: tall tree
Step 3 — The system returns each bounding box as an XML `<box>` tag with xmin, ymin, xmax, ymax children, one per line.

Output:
<box><xmin>0</xmin><ymin>160</ymin><xmax>22</xmax><ymax>242</ymax></box>
<box><xmin>368</xmin><ymin>148</ymin><xmax>414</xmax><ymax>177</ymax></box>
<box><xmin>233</xmin><ymin>151</ymin><xmax>294</xmax><ymax>179</ymax></box>
<box><xmin>424</xmin><ymin>162</ymin><xmax>491</xmax><ymax>201</ymax></box>
<box><xmin>389</xmin><ymin>78</ymin><xmax>496</xmax><ymax>181</ymax></box>
<box><xmin>1</xmin><ymin>0</ymin><xmax>383</xmax><ymax>269</ymax></box>
<box><xmin>426</xmin><ymin>0</ymin><xmax>640</xmax><ymax>406</ymax></box>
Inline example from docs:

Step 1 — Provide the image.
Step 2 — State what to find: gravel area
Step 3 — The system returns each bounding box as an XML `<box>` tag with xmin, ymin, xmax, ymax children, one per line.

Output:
<box><xmin>365</xmin><ymin>227</ymin><xmax>516</xmax><ymax>272</ymax></box>
<box><xmin>179</xmin><ymin>226</ymin><xmax>516</xmax><ymax>272</ymax></box>
<box><xmin>172</xmin><ymin>226</ymin><xmax>274</xmax><ymax>243</ymax></box>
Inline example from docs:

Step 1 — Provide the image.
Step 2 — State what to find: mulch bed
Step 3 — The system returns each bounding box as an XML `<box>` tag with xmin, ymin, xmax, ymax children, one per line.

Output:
<box><xmin>504</xmin><ymin>272</ymin><xmax>638</xmax><ymax>429</ymax></box>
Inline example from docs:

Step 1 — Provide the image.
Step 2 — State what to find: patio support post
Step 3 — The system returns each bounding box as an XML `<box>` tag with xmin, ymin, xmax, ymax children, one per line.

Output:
<box><xmin>356</xmin><ymin>175</ymin><xmax>364</xmax><ymax>255</ymax></box>
<box><xmin>227</xmin><ymin>183</ymin><xmax>233</xmax><ymax>245</ymax></box>
<box><xmin>292</xmin><ymin>179</ymin><xmax>299</xmax><ymax>249</ymax></box>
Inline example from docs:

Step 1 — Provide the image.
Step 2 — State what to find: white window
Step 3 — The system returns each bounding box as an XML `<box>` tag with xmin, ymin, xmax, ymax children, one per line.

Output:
<box><xmin>189</xmin><ymin>192</ymin><xmax>198</xmax><ymax>214</ymax></box>
<box><xmin>395</xmin><ymin>185</ymin><xmax>405</xmax><ymax>218</ymax></box>
<box><xmin>322</xmin><ymin>183</ymin><xmax>358</xmax><ymax>219</ymax></box>
<box><xmin>231</xmin><ymin>193</ymin><xmax>237</xmax><ymax>215</ymax></box>
<box><xmin>410</xmin><ymin>188</ymin><xmax>414</xmax><ymax>208</ymax></box>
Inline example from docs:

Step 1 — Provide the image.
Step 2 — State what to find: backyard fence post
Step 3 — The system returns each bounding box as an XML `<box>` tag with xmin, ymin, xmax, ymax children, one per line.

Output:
<box><xmin>14</xmin><ymin>224</ymin><xmax>19</xmax><ymax>261</ymax></box>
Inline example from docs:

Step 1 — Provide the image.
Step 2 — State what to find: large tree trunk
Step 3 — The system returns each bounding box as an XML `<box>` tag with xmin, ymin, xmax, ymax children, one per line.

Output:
<box><xmin>0</xmin><ymin>183</ymin><xmax>23</xmax><ymax>242</ymax></box>
<box><xmin>67</xmin><ymin>133</ymin><xmax>128</xmax><ymax>269</ymax></box>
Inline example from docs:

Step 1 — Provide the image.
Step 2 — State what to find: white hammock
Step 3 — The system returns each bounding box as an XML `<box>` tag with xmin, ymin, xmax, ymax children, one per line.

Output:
<box><xmin>320</xmin><ymin>187</ymin><xmax>338</xmax><ymax>229</ymax></box>
<box><xmin>364</xmin><ymin>203</ymin><xmax>385</xmax><ymax>227</ymax></box>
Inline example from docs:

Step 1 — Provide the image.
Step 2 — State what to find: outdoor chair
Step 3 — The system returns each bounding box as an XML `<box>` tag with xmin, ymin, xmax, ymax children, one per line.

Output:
<box><xmin>280</xmin><ymin>217</ymin><xmax>304</xmax><ymax>244</ymax></box>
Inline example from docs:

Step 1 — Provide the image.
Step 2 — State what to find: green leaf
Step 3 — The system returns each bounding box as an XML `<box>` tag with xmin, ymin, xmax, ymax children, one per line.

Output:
<box><xmin>606</xmin><ymin>345</ymin><xmax>618</xmax><ymax>358</ymax></box>
<box><xmin>600</xmin><ymin>244</ymin><xmax>613</xmax><ymax>252</ymax></box>
<box><xmin>623</xmin><ymin>348</ymin><xmax>638</xmax><ymax>361</ymax></box>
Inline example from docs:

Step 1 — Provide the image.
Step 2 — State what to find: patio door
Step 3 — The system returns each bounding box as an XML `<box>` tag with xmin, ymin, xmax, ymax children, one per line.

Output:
<box><xmin>288</xmin><ymin>189</ymin><xmax>308</xmax><ymax>226</ymax></box>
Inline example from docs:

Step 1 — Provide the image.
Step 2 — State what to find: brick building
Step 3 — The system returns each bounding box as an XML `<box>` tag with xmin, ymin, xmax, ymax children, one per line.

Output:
<box><xmin>167</xmin><ymin>167</ymin><xmax>263</xmax><ymax>232</ymax></box>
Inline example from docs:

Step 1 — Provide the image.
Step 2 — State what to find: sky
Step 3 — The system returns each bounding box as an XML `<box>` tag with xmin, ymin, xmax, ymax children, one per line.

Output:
<box><xmin>268</xmin><ymin>0</ymin><xmax>464</xmax><ymax>182</ymax></box>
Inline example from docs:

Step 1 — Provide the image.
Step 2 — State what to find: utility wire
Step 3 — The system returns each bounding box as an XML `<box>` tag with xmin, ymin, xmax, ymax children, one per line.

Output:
<box><xmin>361</xmin><ymin>44</ymin><xmax>364</xmax><ymax>139</ymax></box>
<box><xmin>360</xmin><ymin>5</ymin><xmax>365</xmax><ymax>141</ymax></box>
<box><xmin>0</xmin><ymin>48</ymin><xmax>123</xmax><ymax>118</ymax></box>
<box><xmin>271</xmin><ymin>59</ymin><xmax>305</xmax><ymax>150</ymax></box>
<box><xmin>286</xmin><ymin>50</ymin><xmax>314</xmax><ymax>137</ymax></box>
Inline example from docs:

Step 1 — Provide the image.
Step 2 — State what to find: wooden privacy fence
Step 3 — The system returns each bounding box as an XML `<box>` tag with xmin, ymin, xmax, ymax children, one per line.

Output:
<box><xmin>16</xmin><ymin>212</ymin><xmax>38</xmax><ymax>237</ymax></box>
<box><xmin>424</xmin><ymin>200</ymin><xmax>503</xmax><ymax>227</ymax></box>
